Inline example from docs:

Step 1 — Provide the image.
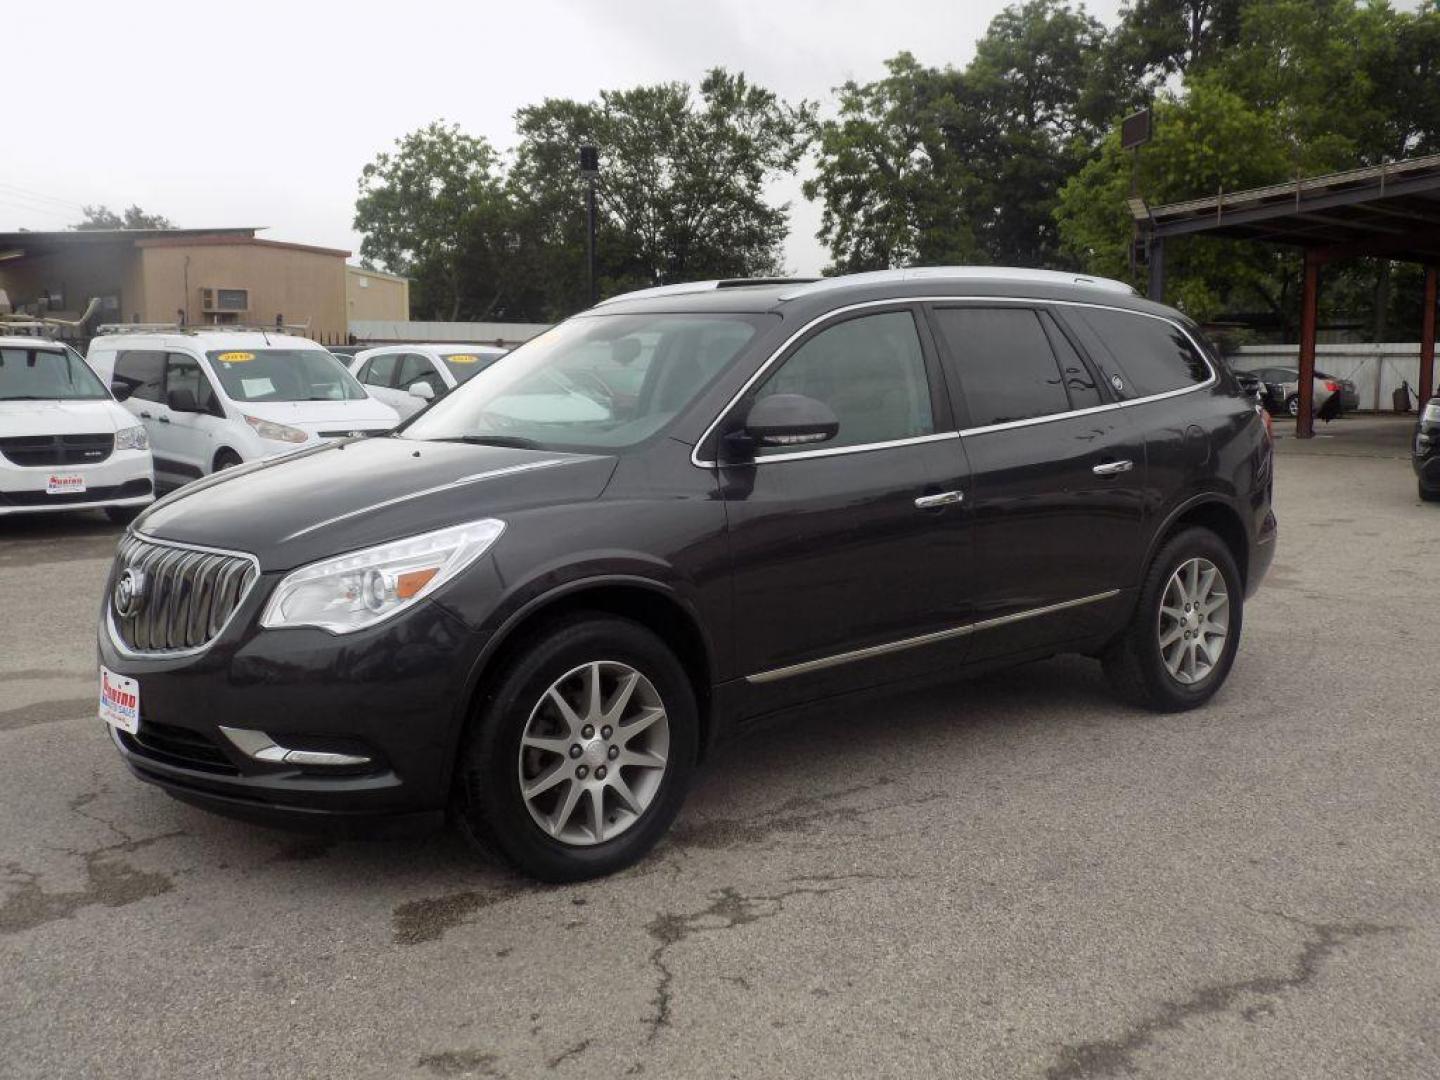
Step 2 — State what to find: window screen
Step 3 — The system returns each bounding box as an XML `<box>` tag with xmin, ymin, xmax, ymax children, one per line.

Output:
<box><xmin>113</xmin><ymin>350</ymin><xmax>166</xmax><ymax>402</ymax></box>
<box><xmin>753</xmin><ymin>311</ymin><xmax>934</xmax><ymax>455</ymax></box>
<box><xmin>932</xmin><ymin>308</ymin><xmax>1069</xmax><ymax>427</ymax></box>
<box><xmin>1073</xmin><ymin>308</ymin><xmax>1210</xmax><ymax>397</ymax></box>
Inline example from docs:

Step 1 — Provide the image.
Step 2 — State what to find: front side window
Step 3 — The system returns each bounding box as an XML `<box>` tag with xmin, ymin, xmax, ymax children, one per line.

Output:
<box><xmin>751</xmin><ymin>310</ymin><xmax>934</xmax><ymax>455</ymax></box>
<box><xmin>398</xmin><ymin>354</ymin><xmax>445</xmax><ymax>395</ymax></box>
<box><xmin>1072</xmin><ymin>308</ymin><xmax>1210</xmax><ymax>397</ymax></box>
<box><xmin>932</xmin><ymin>307</ymin><xmax>1070</xmax><ymax>427</ymax></box>
<box><xmin>402</xmin><ymin>313</ymin><xmax>769</xmax><ymax>452</ymax></box>
<box><xmin>0</xmin><ymin>345</ymin><xmax>109</xmax><ymax>401</ymax></box>
<box><xmin>361</xmin><ymin>353</ymin><xmax>399</xmax><ymax>388</ymax></box>
<box><xmin>114</xmin><ymin>350</ymin><xmax>166</xmax><ymax>402</ymax></box>
<box><xmin>205</xmin><ymin>349</ymin><xmax>366</xmax><ymax>403</ymax></box>
<box><xmin>165</xmin><ymin>353</ymin><xmax>219</xmax><ymax>414</ymax></box>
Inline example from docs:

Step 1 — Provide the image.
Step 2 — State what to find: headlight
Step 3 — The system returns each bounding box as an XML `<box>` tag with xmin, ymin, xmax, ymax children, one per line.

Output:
<box><xmin>260</xmin><ymin>519</ymin><xmax>505</xmax><ymax>633</ymax></box>
<box><xmin>244</xmin><ymin>414</ymin><xmax>309</xmax><ymax>444</ymax></box>
<box><xmin>1423</xmin><ymin>400</ymin><xmax>1440</xmax><ymax>425</ymax></box>
<box><xmin>114</xmin><ymin>425</ymin><xmax>149</xmax><ymax>451</ymax></box>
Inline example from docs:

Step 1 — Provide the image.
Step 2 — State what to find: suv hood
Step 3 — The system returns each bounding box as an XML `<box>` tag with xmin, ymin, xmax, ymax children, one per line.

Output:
<box><xmin>0</xmin><ymin>399</ymin><xmax>133</xmax><ymax>436</ymax></box>
<box><xmin>138</xmin><ymin>437</ymin><xmax>617</xmax><ymax>570</ymax></box>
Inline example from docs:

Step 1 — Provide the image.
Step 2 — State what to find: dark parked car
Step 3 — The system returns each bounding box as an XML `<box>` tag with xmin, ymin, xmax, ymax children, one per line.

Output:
<box><xmin>1237</xmin><ymin>365</ymin><xmax>1358</xmax><ymax>416</ymax></box>
<box><xmin>96</xmin><ymin>268</ymin><xmax>1277</xmax><ymax>881</ymax></box>
<box><xmin>1414</xmin><ymin>397</ymin><xmax>1440</xmax><ymax>501</ymax></box>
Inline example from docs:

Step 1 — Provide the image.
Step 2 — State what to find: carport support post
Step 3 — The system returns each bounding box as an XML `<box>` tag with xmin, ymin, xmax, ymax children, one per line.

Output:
<box><xmin>1147</xmin><ymin>236</ymin><xmax>1165</xmax><ymax>302</ymax></box>
<box><xmin>1420</xmin><ymin>265</ymin><xmax>1437</xmax><ymax>409</ymax></box>
<box><xmin>1296</xmin><ymin>250</ymin><xmax>1321</xmax><ymax>439</ymax></box>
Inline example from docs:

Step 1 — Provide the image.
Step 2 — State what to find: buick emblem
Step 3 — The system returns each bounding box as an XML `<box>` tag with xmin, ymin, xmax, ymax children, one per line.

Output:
<box><xmin>114</xmin><ymin>568</ymin><xmax>146</xmax><ymax>618</ymax></box>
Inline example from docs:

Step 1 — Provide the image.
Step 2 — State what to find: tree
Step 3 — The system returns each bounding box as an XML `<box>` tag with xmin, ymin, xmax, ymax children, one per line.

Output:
<box><xmin>353</xmin><ymin>121</ymin><xmax>517</xmax><ymax>321</ymax></box>
<box><xmin>510</xmin><ymin>68</ymin><xmax>814</xmax><ymax>312</ymax></box>
<box><xmin>1111</xmin><ymin>0</ymin><xmax>1246</xmax><ymax>83</ymax></box>
<box><xmin>73</xmin><ymin>205</ymin><xmax>173</xmax><ymax>230</ymax></box>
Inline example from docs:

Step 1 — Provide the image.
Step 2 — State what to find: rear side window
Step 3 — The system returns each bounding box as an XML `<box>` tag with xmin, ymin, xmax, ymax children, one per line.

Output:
<box><xmin>931</xmin><ymin>307</ymin><xmax>1070</xmax><ymax>427</ymax></box>
<box><xmin>753</xmin><ymin>310</ymin><xmax>934</xmax><ymax>455</ymax></box>
<box><xmin>1071</xmin><ymin>308</ymin><xmax>1210</xmax><ymax>397</ymax></box>
<box><xmin>114</xmin><ymin>350</ymin><xmax>166</xmax><ymax>402</ymax></box>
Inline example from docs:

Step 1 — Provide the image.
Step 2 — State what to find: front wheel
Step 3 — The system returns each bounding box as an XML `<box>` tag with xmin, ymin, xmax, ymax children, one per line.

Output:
<box><xmin>1285</xmin><ymin>395</ymin><xmax>1301</xmax><ymax>417</ymax></box>
<box><xmin>453</xmin><ymin>615</ymin><xmax>697</xmax><ymax>882</ymax></box>
<box><xmin>1420</xmin><ymin>481</ymin><xmax>1440</xmax><ymax>503</ymax></box>
<box><xmin>1102</xmin><ymin>527</ymin><xmax>1244</xmax><ymax>712</ymax></box>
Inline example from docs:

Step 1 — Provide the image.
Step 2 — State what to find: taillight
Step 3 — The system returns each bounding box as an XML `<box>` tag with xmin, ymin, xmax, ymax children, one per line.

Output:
<box><xmin>1255</xmin><ymin>400</ymin><xmax>1273</xmax><ymax>440</ymax></box>
<box><xmin>1324</xmin><ymin>380</ymin><xmax>1340</xmax><ymax>392</ymax></box>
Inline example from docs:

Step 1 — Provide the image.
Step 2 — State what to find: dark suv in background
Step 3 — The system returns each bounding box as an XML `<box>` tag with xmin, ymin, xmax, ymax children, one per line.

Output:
<box><xmin>97</xmin><ymin>268</ymin><xmax>1276</xmax><ymax>881</ymax></box>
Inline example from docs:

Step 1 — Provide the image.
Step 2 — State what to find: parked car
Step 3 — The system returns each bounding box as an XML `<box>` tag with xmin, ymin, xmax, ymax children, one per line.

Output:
<box><xmin>1236</xmin><ymin>365</ymin><xmax>1356</xmax><ymax>416</ymax></box>
<box><xmin>97</xmin><ymin>268</ymin><xmax>1276</xmax><ymax>882</ymax></box>
<box><xmin>1413</xmin><ymin>395</ymin><xmax>1440</xmax><ymax>501</ymax></box>
<box><xmin>351</xmin><ymin>344</ymin><xmax>508</xmax><ymax>419</ymax></box>
<box><xmin>87</xmin><ymin>330</ymin><xmax>399</xmax><ymax>491</ymax></box>
<box><xmin>0</xmin><ymin>336</ymin><xmax>154</xmax><ymax>521</ymax></box>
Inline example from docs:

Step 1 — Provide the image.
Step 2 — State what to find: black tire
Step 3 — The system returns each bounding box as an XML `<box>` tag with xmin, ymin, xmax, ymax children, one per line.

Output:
<box><xmin>104</xmin><ymin>506</ymin><xmax>143</xmax><ymax>526</ymax></box>
<box><xmin>213</xmin><ymin>449</ymin><xmax>242</xmax><ymax>472</ymax></box>
<box><xmin>1102</xmin><ymin>527</ymin><xmax>1244</xmax><ymax>712</ymax></box>
<box><xmin>1420</xmin><ymin>481</ymin><xmax>1440</xmax><ymax>503</ymax></box>
<box><xmin>453</xmin><ymin>614</ymin><xmax>698</xmax><ymax>882</ymax></box>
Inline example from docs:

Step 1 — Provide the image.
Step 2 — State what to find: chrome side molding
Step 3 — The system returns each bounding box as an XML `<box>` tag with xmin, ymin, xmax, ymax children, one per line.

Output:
<box><xmin>219</xmin><ymin>726</ymin><xmax>371</xmax><ymax>768</ymax></box>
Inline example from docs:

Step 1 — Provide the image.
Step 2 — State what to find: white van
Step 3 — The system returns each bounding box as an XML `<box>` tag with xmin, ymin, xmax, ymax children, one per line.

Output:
<box><xmin>0</xmin><ymin>335</ymin><xmax>155</xmax><ymax>521</ymax></box>
<box><xmin>350</xmin><ymin>343</ymin><xmax>507</xmax><ymax>420</ymax></box>
<box><xmin>87</xmin><ymin>330</ymin><xmax>399</xmax><ymax>490</ymax></box>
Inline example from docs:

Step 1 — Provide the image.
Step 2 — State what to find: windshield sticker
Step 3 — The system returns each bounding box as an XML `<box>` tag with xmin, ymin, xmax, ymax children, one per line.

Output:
<box><xmin>448</xmin><ymin>354</ymin><xmax>479</xmax><ymax>364</ymax></box>
<box><xmin>219</xmin><ymin>352</ymin><xmax>255</xmax><ymax>363</ymax></box>
<box><xmin>240</xmin><ymin>377</ymin><xmax>276</xmax><ymax>396</ymax></box>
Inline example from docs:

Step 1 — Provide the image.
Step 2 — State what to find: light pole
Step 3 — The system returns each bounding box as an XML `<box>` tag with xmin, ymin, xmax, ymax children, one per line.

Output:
<box><xmin>579</xmin><ymin>144</ymin><xmax>599</xmax><ymax>307</ymax></box>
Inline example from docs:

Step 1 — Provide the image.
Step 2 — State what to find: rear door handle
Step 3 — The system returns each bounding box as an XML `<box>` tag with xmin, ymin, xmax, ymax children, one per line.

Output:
<box><xmin>157</xmin><ymin>415</ymin><xmax>171</xmax><ymax>424</ymax></box>
<box><xmin>139</xmin><ymin>411</ymin><xmax>153</xmax><ymax>419</ymax></box>
<box><xmin>915</xmin><ymin>490</ymin><xmax>964</xmax><ymax>509</ymax></box>
<box><xmin>1093</xmin><ymin>459</ymin><xmax>1133</xmax><ymax>476</ymax></box>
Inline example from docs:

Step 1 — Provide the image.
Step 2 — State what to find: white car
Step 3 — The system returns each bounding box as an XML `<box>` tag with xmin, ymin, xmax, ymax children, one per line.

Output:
<box><xmin>0</xmin><ymin>336</ymin><xmax>155</xmax><ymax>521</ymax></box>
<box><xmin>87</xmin><ymin>330</ymin><xmax>399</xmax><ymax>491</ymax></box>
<box><xmin>350</xmin><ymin>344</ymin><xmax>507</xmax><ymax>420</ymax></box>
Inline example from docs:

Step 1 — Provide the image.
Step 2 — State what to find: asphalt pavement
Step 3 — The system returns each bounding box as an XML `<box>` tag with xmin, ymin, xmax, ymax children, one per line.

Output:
<box><xmin>2</xmin><ymin>418</ymin><xmax>1437</xmax><ymax>1079</ymax></box>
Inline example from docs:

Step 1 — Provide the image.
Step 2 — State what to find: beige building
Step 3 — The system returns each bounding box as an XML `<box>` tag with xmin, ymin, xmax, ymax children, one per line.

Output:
<box><xmin>0</xmin><ymin>227</ymin><xmax>405</xmax><ymax>343</ymax></box>
<box><xmin>346</xmin><ymin>265</ymin><xmax>410</xmax><ymax>323</ymax></box>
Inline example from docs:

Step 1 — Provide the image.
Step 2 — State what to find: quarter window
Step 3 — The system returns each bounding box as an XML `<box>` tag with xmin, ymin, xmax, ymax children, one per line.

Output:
<box><xmin>932</xmin><ymin>308</ymin><xmax>1071</xmax><ymax>427</ymax></box>
<box><xmin>1072</xmin><ymin>308</ymin><xmax>1210</xmax><ymax>397</ymax></box>
<box><xmin>113</xmin><ymin>350</ymin><xmax>166</xmax><ymax>403</ymax></box>
<box><xmin>752</xmin><ymin>310</ymin><xmax>934</xmax><ymax>455</ymax></box>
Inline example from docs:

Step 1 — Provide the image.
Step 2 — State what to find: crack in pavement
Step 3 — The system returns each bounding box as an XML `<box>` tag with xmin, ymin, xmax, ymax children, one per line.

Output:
<box><xmin>545</xmin><ymin>1038</ymin><xmax>590</xmax><ymax>1069</ymax></box>
<box><xmin>392</xmin><ymin>882</ymin><xmax>531</xmax><ymax>946</ymax></box>
<box><xmin>1046</xmin><ymin>916</ymin><xmax>1404</xmax><ymax>1079</ymax></box>
<box><xmin>641</xmin><ymin>873</ymin><xmax>895</xmax><ymax>1042</ymax></box>
<box><xmin>416</xmin><ymin>1049</ymin><xmax>505</xmax><ymax>1077</ymax></box>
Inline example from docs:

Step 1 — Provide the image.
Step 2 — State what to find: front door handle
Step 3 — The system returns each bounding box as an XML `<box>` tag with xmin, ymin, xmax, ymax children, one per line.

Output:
<box><xmin>1093</xmin><ymin>459</ymin><xmax>1133</xmax><ymax>476</ymax></box>
<box><xmin>157</xmin><ymin>415</ymin><xmax>171</xmax><ymax>424</ymax></box>
<box><xmin>139</xmin><ymin>411</ymin><xmax>153</xmax><ymax>419</ymax></box>
<box><xmin>915</xmin><ymin>490</ymin><xmax>964</xmax><ymax>509</ymax></box>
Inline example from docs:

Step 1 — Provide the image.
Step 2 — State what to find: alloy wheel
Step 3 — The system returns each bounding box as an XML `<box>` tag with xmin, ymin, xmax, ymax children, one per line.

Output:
<box><xmin>517</xmin><ymin>661</ymin><xmax>670</xmax><ymax>846</ymax></box>
<box><xmin>1157</xmin><ymin>557</ymin><xmax>1229</xmax><ymax>685</ymax></box>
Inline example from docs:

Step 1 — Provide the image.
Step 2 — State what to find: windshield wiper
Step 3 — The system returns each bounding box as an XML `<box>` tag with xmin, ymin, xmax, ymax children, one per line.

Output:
<box><xmin>434</xmin><ymin>434</ymin><xmax>544</xmax><ymax>450</ymax></box>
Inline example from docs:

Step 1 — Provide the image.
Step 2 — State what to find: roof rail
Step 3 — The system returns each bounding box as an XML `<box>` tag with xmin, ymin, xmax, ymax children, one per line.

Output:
<box><xmin>94</xmin><ymin>322</ymin><xmax>314</xmax><ymax>336</ymax></box>
<box><xmin>776</xmin><ymin>267</ymin><xmax>1137</xmax><ymax>300</ymax></box>
<box><xmin>594</xmin><ymin>277</ymin><xmax>820</xmax><ymax>307</ymax></box>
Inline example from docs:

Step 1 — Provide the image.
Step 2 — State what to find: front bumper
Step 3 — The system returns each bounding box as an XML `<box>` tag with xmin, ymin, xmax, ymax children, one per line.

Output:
<box><xmin>100</xmin><ymin>582</ymin><xmax>487</xmax><ymax>828</ymax></box>
<box><xmin>0</xmin><ymin>448</ymin><xmax>154</xmax><ymax>515</ymax></box>
<box><xmin>1247</xmin><ymin>509</ymin><xmax>1277</xmax><ymax>598</ymax></box>
<box><xmin>1413</xmin><ymin>424</ymin><xmax>1440</xmax><ymax>489</ymax></box>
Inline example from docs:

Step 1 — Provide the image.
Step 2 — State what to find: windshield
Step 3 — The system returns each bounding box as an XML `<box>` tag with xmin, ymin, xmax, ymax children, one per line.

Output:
<box><xmin>0</xmin><ymin>345</ymin><xmax>109</xmax><ymax>401</ymax></box>
<box><xmin>206</xmin><ymin>349</ymin><xmax>366</xmax><ymax>403</ymax></box>
<box><xmin>402</xmin><ymin>314</ymin><xmax>768</xmax><ymax>451</ymax></box>
<box><xmin>439</xmin><ymin>351</ymin><xmax>504</xmax><ymax>385</ymax></box>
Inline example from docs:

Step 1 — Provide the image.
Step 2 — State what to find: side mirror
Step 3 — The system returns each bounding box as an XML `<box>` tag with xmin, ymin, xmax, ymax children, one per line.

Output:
<box><xmin>167</xmin><ymin>388</ymin><xmax>199</xmax><ymax>413</ymax></box>
<box><xmin>408</xmin><ymin>381</ymin><xmax>436</xmax><ymax>401</ymax></box>
<box><xmin>110</xmin><ymin>381</ymin><xmax>133</xmax><ymax>402</ymax></box>
<box><xmin>743</xmin><ymin>393</ymin><xmax>839</xmax><ymax>447</ymax></box>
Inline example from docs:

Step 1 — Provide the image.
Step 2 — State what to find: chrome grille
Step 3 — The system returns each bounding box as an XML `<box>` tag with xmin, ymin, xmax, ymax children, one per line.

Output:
<box><xmin>112</xmin><ymin>534</ymin><xmax>259</xmax><ymax>654</ymax></box>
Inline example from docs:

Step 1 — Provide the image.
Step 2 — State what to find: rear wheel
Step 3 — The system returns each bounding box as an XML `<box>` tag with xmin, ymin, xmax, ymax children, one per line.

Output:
<box><xmin>104</xmin><ymin>506</ymin><xmax>143</xmax><ymax>526</ymax></box>
<box><xmin>1421</xmin><ymin>481</ymin><xmax>1440</xmax><ymax>503</ymax></box>
<box><xmin>453</xmin><ymin>615</ymin><xmax>697</xmax><ymax>882</ymax></box>
<box><xmin>1285</xmin><ymin>394</ymin><xmax>1300</xmax><ymax>417</ymax></box>
<box><xmin>1102</xmin><ymin>527</ymin><xmax>1243</xmax><ymax>712</ymax></box>
<box><xmin>213</xmin><ymin>449</ymin><xmax>242</xmax><ymax>473</ymax></box>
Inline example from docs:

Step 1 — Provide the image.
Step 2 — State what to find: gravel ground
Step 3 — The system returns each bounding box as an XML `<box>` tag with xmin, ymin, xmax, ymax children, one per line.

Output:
<box><xmin>2</xmin><ymin>417</ymin><xmax>1437</xmax><ymax>1079</ymax></box>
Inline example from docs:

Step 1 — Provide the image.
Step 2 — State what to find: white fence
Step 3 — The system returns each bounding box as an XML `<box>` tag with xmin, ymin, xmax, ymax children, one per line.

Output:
<box><xmin>1232</xmin><ymin>343</ymin><xmax>1429</xmax><ymax>411</ymax></box>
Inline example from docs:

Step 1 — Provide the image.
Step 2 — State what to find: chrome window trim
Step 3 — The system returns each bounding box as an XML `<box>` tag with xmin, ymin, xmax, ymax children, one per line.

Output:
<box><xmin>745</xmin><ymin>589</ymin><xmax>1121</xmax><ymax>684</ymax></box>
<box><xmin>105</xmin><ymin>531</ymin><xmax>261</xmax><ymax>661</ymax></box>
<box><xmin>691</xmin><ymin>296</ymin><xmax>1217</xmax><ymax>468</ymax></box>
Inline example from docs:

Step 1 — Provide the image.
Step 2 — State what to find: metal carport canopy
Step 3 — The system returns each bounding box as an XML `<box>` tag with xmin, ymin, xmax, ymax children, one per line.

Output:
<box><xmin>1134</xmin><ymin>153</ymin><xmax>1440</xmax><ymax>437</ymax></box>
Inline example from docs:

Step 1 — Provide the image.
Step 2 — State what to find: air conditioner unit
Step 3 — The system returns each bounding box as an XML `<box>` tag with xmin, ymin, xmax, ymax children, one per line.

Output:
<box><xmin>200</xmin><ymin>287</ymin><xmax>249</xmax><ymax>313</ymax></box>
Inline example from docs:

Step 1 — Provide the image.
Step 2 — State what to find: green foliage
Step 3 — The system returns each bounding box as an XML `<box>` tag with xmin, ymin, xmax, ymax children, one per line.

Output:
<box><xmin>73</xmin><ymin>205</ymin><xmax>173</xmax><ymax>230</ymax></box>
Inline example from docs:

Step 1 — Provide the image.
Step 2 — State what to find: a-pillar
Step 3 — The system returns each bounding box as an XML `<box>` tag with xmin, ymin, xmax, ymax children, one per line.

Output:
<box><xmin>1296</xmin><ymin>249</ymin><xmax>1322</xmax><ymax>439</ymax></box>
<box><xmin>1420</xmin><ymin>265</ymin><xmax>1437</xmax><ymax>410</ymax></box>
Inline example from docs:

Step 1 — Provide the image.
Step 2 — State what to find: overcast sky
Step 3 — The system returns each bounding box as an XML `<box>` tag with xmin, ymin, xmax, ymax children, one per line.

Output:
<box><xmin>3</xmin><ymin>0</ymin><xmax>1134</xmax><ymax>275</ymax></box>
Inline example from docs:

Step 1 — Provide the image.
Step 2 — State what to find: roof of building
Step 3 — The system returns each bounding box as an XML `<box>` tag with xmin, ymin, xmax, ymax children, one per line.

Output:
<box><xmin>1133</xmin><ymin>152</ymin><xmax>1440</xmax><ymax>263</ymax></box>
<box><xmin>0</xmin><ymin>227</ymin><xmax>349</xmax><ymax>259</ymax></box>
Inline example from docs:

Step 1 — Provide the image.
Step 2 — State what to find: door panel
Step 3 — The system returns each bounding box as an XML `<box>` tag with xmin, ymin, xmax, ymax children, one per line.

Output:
<box><xmin>718</xmin><ymin>306</ymin><xmax>973</xmax><ymax>710</ymax></box>
<box><xmin>928</xmin><ymin>304</ymin><xmax>1144</xmax><ymax>660</ymax></box>
<box><xmin>162</xmin><ymin>353</ymin><xmax>223</xmax><ymax>479</ymax></box>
